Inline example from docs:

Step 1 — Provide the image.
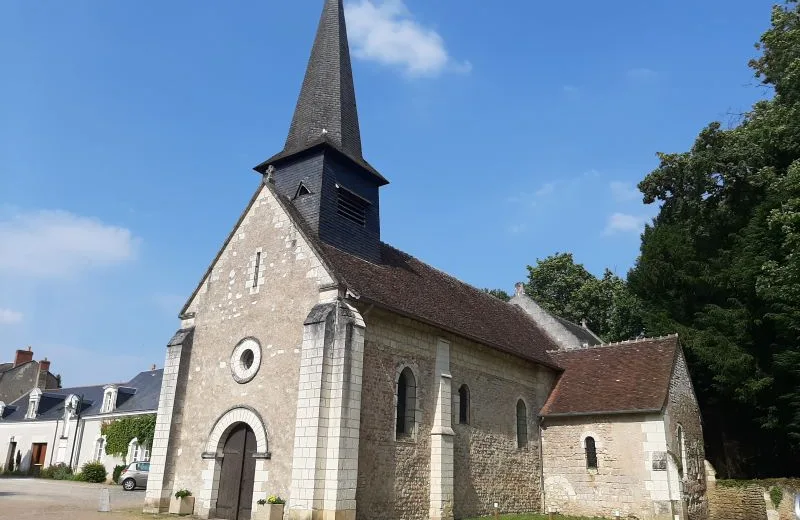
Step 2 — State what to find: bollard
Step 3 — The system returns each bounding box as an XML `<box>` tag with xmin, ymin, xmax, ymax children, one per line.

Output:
<box><xmin>98</xmin><ymin>487</ymin><xmax>111</xmax><ymax>512</ymax></box>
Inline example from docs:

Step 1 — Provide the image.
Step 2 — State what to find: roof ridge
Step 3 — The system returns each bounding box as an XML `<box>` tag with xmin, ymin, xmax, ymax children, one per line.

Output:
<box><xmin>552</xmin><ymin>333</ymin><xmax>680</xmax><ymax>353</ymax></box>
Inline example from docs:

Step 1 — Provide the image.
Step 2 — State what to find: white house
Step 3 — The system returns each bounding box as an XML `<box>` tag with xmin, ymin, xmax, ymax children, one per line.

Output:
<box><xmin>0</xmin><ymin>368</ymin><xmax>162</xmax><ymax>476</ymax></box>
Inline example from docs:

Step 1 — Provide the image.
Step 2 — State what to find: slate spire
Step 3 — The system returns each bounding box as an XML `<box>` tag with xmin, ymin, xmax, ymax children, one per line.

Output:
<box><xmin>284</xmin><ymin>0</ymin><xmax>362</xmax><ymax>160</ymax></box>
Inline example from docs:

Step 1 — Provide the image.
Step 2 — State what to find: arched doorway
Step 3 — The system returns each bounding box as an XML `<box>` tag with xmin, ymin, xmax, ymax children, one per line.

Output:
<box><xmin>215</xmin><ymin>423</ymin><xmax>256</xmax><ymax>520</ymax></box>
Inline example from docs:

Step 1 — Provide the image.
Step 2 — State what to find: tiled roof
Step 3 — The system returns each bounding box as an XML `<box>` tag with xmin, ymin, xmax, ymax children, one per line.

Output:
<box><xmin>320</xmin><ymin>242</ymin><xmax>561</xmax><ymax>367</ymax></box>
<box><xmin>0</xmin><ymin>369</ymin><xmax>163</xmax><ymax>422</ymax></box>
<box><xmin>540</xmin><ymin>336</ymin><xmax>680</xmax><ymax>417</ymax></box>
<box><xmin>0</xmin><ymin>363</ymin><xmax>13</xmax><ymax>374</ymax></box>
<box><xmin>553</xmin><ymin>316</ymin><xmax>603</xmax><ymax>347</ymax></box>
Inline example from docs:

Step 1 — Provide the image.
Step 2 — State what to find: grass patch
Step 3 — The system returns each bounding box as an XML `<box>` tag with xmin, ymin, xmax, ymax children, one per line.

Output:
<box><xmin>717</xmin><ymin>478</ymin><xmax>800</xmax><ymax>491</ymax></box>
<box><xmin>466</xmin><ymin>515</ymin><xmax>606</xmax><ymax>520</ymax></box>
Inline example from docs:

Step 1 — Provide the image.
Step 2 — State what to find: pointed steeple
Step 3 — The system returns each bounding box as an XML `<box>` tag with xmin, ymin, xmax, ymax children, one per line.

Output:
<box><xmin>285</xmin><ymin>0</ymin><xmax>362</xmax><ymax>159</ymax></box>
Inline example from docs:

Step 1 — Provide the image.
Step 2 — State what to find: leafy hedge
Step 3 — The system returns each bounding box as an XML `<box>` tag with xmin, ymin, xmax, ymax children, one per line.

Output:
<box><xmin>39</xmin><ymin>464</ymin><xmax>74</xmax><ymax>480</ymax></box>
<box><xmin>80</xmin><ymin>461</ymin><xmax>107</xmax><ymax>483</ymax></box>
<box><xmin>112</xmin><ymin>464</ymin><xmax>126</xmax><ymax>484</ymax></box>
<box><xmin>101</xmin><ymin>414</ymin><xmax>155</xmax><ymax>462</ymax></box>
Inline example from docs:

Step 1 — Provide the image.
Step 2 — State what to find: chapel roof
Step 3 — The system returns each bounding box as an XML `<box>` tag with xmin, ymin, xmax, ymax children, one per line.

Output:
<box><xmin>540</xmin><ymin>335</ymin><xmax>680</xmax><ymax>417</ymax></box>
<box><xmin>262</xmin><ymin>183</ymin><xmax>561</xmax><ymax>368</ymax></box>
<box><xmin>553</xmin><ymin>316</ymin><xmax>603</xmax><ymax>347</ymax></box>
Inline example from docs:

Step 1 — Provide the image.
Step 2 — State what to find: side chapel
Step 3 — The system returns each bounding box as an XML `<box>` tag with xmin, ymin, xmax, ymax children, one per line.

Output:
<box><xmin>144</xmin><ymin>2</ymin><xmax>708</xmax><ymax>519</ymax></box>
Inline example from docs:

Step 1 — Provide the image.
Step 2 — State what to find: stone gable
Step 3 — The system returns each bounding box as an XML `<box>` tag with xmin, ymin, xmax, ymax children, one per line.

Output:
<box><xmin>154</xmin><ymin>183</ymin><xmax>335</xmax><ymax>516</ymax></box>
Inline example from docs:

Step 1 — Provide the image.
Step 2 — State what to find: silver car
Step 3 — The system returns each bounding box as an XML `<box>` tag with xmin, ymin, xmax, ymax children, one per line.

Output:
<box><xmin>120</xmin><ymin>461</ymin><xmax>149</xmax><ymax>491</ymax></box>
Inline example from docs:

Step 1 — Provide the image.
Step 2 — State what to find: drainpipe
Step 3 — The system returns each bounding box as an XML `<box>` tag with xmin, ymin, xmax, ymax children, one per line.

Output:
<box><xmin>49</xmin><ymin>419</ymin><xmax>59</xmax><ymax>466</ymax></box>
<box><xmin>68</xmin><ymin>394</ymin><xmax>84</xmax><ymax>470</ymax></box>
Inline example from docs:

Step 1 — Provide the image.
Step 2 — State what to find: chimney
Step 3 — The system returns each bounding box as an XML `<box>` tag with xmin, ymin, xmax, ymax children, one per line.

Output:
<box><xmin>14</xmin><ymin>347</ymin><xmax>33</xmax><ymax>367</ymax></box>
<box><xmin>39</xmin><ymin>358</ymin><xmax>51</xmax><ymax>374</ymax></box>
<box><xmin>514</xmin><ymin>282</ymin><xmax>525</xmax><ymax>296</ymax></box>
<box><xmin>151</xmin><ymin>364</ymin><xmax>157</xmax><ymax>371</ymax></box>
<box><xmin>581</xmin><ymin>319</ymin><xmax>588</xmax><ymax>329</ymax></box>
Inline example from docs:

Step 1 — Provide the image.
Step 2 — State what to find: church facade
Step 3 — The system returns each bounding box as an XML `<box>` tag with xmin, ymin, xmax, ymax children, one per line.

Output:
<box><xmin>143</xmin><ymin>2</ymin><xmax>707</xmax><ymax>520</ymax></box>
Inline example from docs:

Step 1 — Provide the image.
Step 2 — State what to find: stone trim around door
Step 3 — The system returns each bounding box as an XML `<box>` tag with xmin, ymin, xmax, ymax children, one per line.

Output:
<box><xmin>197</xmin><ymin>407</ymin><xmax>270</xmax><ymax>519</ymax></box>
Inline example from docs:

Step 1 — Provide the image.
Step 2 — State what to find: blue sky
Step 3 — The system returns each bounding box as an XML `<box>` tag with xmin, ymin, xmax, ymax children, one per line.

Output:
<box><xmin>0</xmin><ymin>0</ymin><xmax>776</xmax><ymax>386</ymax></box>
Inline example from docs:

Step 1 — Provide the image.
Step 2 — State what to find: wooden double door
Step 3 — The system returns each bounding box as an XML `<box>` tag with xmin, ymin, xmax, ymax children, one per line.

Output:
<box><xmin>216</xmin><ymin>424</ymin><xmax>257</xmax><ymax>520</ymax></box>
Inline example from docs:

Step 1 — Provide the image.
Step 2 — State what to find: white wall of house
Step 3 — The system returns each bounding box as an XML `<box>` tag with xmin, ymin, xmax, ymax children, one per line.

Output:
<box><xmin>0</xmin><ymin>420</ymin><xmax>70</xmax><ymax>472</ymax></box>
<box><xmin>0</xmin><ymin>412</ymin><xmax>154</xmax><ymax>477</ymax></box>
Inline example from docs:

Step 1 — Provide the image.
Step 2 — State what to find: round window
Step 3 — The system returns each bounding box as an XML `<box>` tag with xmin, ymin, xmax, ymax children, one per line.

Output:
<box><xmin>230</xmin><ymin>338</ymin><xmax>261</xmax><ymax>384</ymax></box>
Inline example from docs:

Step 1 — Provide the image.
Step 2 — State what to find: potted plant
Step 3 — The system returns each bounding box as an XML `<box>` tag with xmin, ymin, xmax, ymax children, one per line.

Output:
<box><xmin>255</xmin><ymin>495</ymin><xmax>285</xmax><ymax>520</ymax></box>
<box><xmin>169</xmin><ymin>489</ymin><xmax>195</xmax><ymax>516</ymax></box>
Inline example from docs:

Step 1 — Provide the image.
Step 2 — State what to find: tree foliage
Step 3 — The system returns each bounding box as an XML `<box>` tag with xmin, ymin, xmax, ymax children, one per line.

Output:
<box><xmin>626</xmin><ymin>0</ymin><xmax>800</xmax><ymax>478</ymax></box>
<box><xmin>524</xmin><ymin>253</ymin><xmax>643</xmax><ymax>342</ymax></box>
<box><xmin>483</xmin><ymin>288</ymin><xmax>511</xmax><ymax>302</ymax></box>
<box><xmin>101</xmin><ymin>415</ymin><xmax>156</xmax><ymax>462</ymax></box>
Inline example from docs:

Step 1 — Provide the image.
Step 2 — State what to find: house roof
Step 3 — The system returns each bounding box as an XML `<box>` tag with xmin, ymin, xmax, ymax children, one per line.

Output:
<box><xmin>0</xmin><ymin>363</ymin><xmax>13</xmax><ymax>374</ymax></box>
<box><xmin>319</xmin><ymin>242</ymin><xmax>561</xmax><ymax>368</ymax></box>
<box><xmin>0</xmin><ymin>369</ymin><xmax>163</xmax><ymax>422</ymax></box>
<box><xmin>540</xmin><ymin>335</ymin><xmax>680</xmax><ymax>417</ymax></box>
<box><xmin>553</xmin><ymin>316</ymin><xmax>603</xmax><ymax>347</ymax></box>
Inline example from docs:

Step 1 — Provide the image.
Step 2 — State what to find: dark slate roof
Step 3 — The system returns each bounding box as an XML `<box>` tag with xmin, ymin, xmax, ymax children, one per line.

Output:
<box><xmin>554</xmin><ymin>316</ymin><xmax>603</xmax><ymax>347</ymax></box>
<box><xmin>0</xmin><ymin>369</ymin><xmax>163</xmax><ymax>422</ymax></box>
<box><xmin>282</xmin><ymin>0</ymin><xmax>363</xmax><ymax>164</ymax></box>
<box><xmin>320</xmin><ymin>242</ymin><xmax>561</xmax><ymax>367</ymax></box>
<box><xmin>0</xmin><ymin>363</ymin><xmax>13</xmax><ymax>374</ymax></box>
<box><xmin>541</xmin><ymin>336</ymin><xmax>680</xmax><ymax>417</ymax></box>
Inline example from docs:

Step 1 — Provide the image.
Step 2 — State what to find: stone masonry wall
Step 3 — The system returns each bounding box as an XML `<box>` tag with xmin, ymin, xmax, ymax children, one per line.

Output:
<box><xmin>356</xmin><ymin>307</ymin><xmax>556</xmax><ymax>520</ymax></box>
<box><xmin>663</xmin><ymin>350</ymin><xmax>707</xmax><ymax>520</ymax></box>
<box><xmin>542</xmin><ymin>415</ymin><xmax>668</xmax><ymax>519</ymax></box>
<box><xmin>707</xmin><ymin>485</ymin><xmax>767</xmax><ymax>520</ymax></box>
<box><xmin>163</xmin><ymin>183</ymin><xmax>334</xmax><ymax>515</ymax></box>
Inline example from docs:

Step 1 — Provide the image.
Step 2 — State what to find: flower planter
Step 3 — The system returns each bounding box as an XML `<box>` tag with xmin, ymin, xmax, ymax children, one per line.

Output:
<box><xmin>255</xmin><ymin>503</ymin><xmax>284</xmax><ymax>520</ymax></box>
<box><xmin>168</xmin><ymin>496</ymin><xmax>195</xmax><ymax>516</ymax></box>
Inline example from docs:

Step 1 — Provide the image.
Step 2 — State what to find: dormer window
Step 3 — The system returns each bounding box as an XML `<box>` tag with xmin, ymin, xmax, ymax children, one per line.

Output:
<box><xmin>26</xmin><ymin>388</ymin><xmax>42</xmax><ymax>419</ymax></box>
<box><xmin>65</xmin><ymin>395</ymin><xmax>79</xmax><ymax>419</ymax></box>
<box><xmin>102</xmin><ymin>385</ymin><xmax>118</xmax><ymax>413</ymax></box>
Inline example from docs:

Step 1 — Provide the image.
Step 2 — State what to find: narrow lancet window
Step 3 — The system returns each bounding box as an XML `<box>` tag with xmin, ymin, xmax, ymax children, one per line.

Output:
<box><xmin>396</xmin><ymin>367</ymin><xmax>417</xmax><ymax>438</ymax></box>
<box><xmin>458</xmin><ymin>385</ymin><xmax>470</xmax><ymax>425</ymax></box>
<box><xmin>585</xmin><ymin>436</ymin><xmax>598</xmax><ymax>469</ymax></box>
<box><xmin>516</xmin><ymin>399</ymin><xmax>528</xmax><ymax>448</ymax></box>
<box><xmin>253</xmin><ymin>252</ymin><xmax>262</xmax><ymax>288</ymax></box>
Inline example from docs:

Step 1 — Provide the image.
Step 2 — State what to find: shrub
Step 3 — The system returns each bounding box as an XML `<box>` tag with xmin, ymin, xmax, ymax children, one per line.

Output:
<box><xmin>769</xmin><ymin>486</ymin><xmax>783</xmax><ymax>508</ymax></box>
<box><xmin>80</xmin><ymin>461</ymin><xmax>107</xmax><ymax>483</ymax></box>
<box><xmin>174</xmin><ymin>489</ymin><xmax>192</xmax><ymax>499</ymax></box>
<box><xmin>112</xmin><ymin>464</ymin><xmax>126</xmax><ymax>484</ymax></box>
<box><xmin>267</xmin><ymin>495</ymin><xmax>285</xmax><ymax>505</ymax></box>
<box><xmin>53</xmin><ymin>464</ymin><xmax>74</xmax><ymax>480</ymax></box>
<box><xmin>39</xmin><ymin>464</ymin><xmax>73</xmax><ymax>480</ymax></box>
<box><xmin>71</xmin><ymin>472</ymin><xmax>87</xmax><ymax>482</ymax></box>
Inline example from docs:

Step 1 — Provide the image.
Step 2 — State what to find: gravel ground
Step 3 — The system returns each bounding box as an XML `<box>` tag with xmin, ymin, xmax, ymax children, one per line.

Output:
<box><xmin>0</xmin><ymin>478</ymin><xmax>159</xmax><ymax>520</ymax></box>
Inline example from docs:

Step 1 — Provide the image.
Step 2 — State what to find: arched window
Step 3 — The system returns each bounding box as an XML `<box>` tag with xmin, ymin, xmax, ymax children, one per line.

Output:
<box><xmin>95</xmin><ymin>437</ymin><xmax>106</xmax><ymax>462</ymax></box>
<box><xmin>677</xmin><ymin>425</ymin><xmax>686</xmax><ymax>477</ymax></box>
<box><xmin>585</xmin><ymin>436</ymin><xmax>598</xmax><ymax>469</ymax></box>
<box><xmin>516</xmin><ymin>400</ymin><xmax>528</xmax><ymax>448</ymax></box>
<box><xmin>458</xmin><ymin>385</ymin><xmax>470</xmax><ymax>425</ymax></box>
<box><xmin>396</xmin><ymin>367</ymin><xmax>417</xmax><ymax>438</ymax></box>
<box><xmin>128</xmin><ymin>438</ymin><xmax>140</xmax><ymax>462</ymax></box>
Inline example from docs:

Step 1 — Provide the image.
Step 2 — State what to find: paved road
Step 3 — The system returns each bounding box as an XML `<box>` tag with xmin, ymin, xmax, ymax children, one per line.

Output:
<box><xmin>0</xmin><ymin>478</ymin><xmax>151</xmax><ymax>520</ymax></box>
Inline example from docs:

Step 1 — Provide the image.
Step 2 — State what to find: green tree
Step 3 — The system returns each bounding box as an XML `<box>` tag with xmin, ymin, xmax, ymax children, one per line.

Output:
<box><xmin>628</xmin><ymin>1</ymin><xmax>800</xmax><ymax>477</ymax></box>
<box><xmin>101</xmin><ymin>415</ymin><xmax>156</xmax><ymax>463</ymax></box>
<box><xmin>525</xmin><ymin>254</ymin><xmax>643</xmax><ymax>342</ymax></box>
<box><xmin>525</xmin><ymin>253</ymin><xmax>593</xmax><ymax>318</ymax></box>
<box><xmin>483</xmin><ymin>288</ymin><xmax>511</xmax><ymax>302</ymax></box>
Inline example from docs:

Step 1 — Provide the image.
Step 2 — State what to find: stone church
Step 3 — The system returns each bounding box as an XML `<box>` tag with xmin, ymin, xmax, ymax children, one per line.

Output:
<box><xmin>144</xmin><ymin>1</ymin><xmax>708</xmax><ymax>519</ymax></box>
